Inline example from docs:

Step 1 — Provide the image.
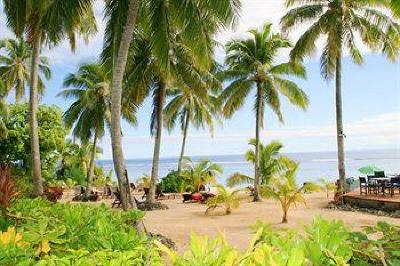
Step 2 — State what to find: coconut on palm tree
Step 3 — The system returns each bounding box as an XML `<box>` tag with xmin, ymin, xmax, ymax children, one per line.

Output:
<box><xmin>281</xmin><ymin>0</ymin><xmax>400</xmax><ymax>197</ymax></box>
<box><xmin>3</xmin><ymin>0</ymin><xmax>97</xmax><ymax>195</ymax></box>
<box><xmin>227</xmin><ymin>139</ymin><xmax>291</xmax><ymax>188</ymax></box>
<box><xmin>0</xmin><ymin>38</ymin><xmax>51</xmax><ymax>103</ymax></box>
<box><xmin>164</xmin><ymin>83</ymin><xmax>220</xmax><ymax>175</ymax></box>
<box><xmin>59</xmin><ymin>63</ymin><xmax>136</xmax><ymax>193</ymax></box>
<box><xmin>220</xmin><ymin>23</ymin><xmax>309</xmax><ymax>201</ymax></box>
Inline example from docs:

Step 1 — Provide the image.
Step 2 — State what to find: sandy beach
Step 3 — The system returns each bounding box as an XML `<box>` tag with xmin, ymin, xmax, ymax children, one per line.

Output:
<box><xmin>143</xmin><ymin>192</ymin><xmax>400</xmax><ymax>251</ymax></box>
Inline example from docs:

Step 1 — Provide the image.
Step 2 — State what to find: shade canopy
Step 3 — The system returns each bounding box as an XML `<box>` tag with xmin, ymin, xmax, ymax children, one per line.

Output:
<box><xmin>358</xmin><ymin>165</ymin><xmax>382</xmax><ymax>175</ymax></box>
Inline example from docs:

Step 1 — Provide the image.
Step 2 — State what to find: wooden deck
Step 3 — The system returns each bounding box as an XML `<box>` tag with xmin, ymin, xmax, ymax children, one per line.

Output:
<box><xmin>343</xmin><ymin>190</ymin><xmax>400</xmax><ymax>211</ymax></box>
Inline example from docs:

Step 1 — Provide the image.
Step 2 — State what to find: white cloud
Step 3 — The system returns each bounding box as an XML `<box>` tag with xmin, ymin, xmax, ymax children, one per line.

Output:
<box><xmin>98</xmin><ymin>112</ymin><xmax>400</xmax><ymax>159</ymax></box>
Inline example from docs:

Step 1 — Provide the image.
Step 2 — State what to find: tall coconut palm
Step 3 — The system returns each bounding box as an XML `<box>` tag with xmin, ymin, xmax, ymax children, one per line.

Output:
<box><xmin>103</xmin><ymin>0</ymin><xmax>139</xmax><ymax>210</ymax></box>
<box><xmin>281</xmin><ymin>0</ymin><xmax>400</xmax><ymax>196</ymax></box>
<box><xmin>220</xmin><ymin>23</ymin><xmax>309</xmax><ymax>201</ymax></box>
<box><xmin>3</xmin><ymin>0</ymin><xmax>97</xmax><ymax>195</ymax></box>
<box><xmin>164</xmin><ymin>83</ymin><xmax>220</xmax><ymax>175</ymax></box>
<box><xmin>102</xmin><ymin>0</ymin><xmax>241</xmax><ymax>208</ymax></box>
<box><xmin>0</xmin><ymin>38</ymin><xmax>51</xmax><ymax>103</ymax></box>
<box><xmin>59</xmin><ymin>63</ymin><xmax>137</xmax><ymax>193</ymax></box>
<box><xmin>227</xmin><ymin>139</ymin><xmax>292</xmax><ymax>188</ymax></box>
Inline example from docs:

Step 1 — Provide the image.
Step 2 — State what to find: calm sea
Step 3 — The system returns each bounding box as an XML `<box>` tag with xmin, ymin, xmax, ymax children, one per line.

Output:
<box><xmin>99</xmin><ymin>149</ymin><xmax>400</xmax><ymax>185</ymax></box>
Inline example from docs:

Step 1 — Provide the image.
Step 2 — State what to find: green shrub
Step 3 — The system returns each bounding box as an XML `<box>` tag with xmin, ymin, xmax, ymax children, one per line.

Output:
<box><xmin>1</xmin><ymin>198</ymin><xmax>161</xmax><ymax>265</ymax></box>
<box><xmin>157</xmin><ymin>216</ymin><xmax>400</xmax><ymax>266</ymax></box>
<box><xmin>159</xmin><ymin>171</ymin><xmax>187</xmax><ymax>193</ymax></box>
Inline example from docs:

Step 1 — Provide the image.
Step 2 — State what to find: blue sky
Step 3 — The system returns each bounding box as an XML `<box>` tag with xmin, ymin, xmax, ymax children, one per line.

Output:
<box><xmin>1</xmin><ymin>1</ymin><xmax>399</xmax><ymax>160</ymax></box>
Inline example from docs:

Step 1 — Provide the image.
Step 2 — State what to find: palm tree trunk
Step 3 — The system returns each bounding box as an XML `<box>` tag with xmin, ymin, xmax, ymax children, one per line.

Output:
<box><xmin>29</xmin><ymin>33</ymin><xmax>43</xmax><ymax>196</ymax></box>
<box><xmin>282</xmin><ymin>209</ymin><xmax>288</xmax><ymax>223</ymax></box>
<box><xmin>335</xmin><ymin>55</ymin><xmax>346</xmax><ymax>198</ymax></box>
<box><xmin>147</xmin><ymin>80</ymin><xmax>166</xmax><ymax>203</ymax></box>
<box><xmin>177</xmin><ymin>110</ymin><xmax>190</xmax><ymax>175</ymax></box>
<box><xmin>110</xmin><ymin>0</ymin><xmax>139</xmax><ymax>210</ymax></box>
<box><xmin>253</xmin><ymin>81</ymin><xmax>263</xmax><ymax>202</ymax></box>
<box><xmin>86</xmin><ymin>130</ymin><xmax>98</xmax><ymax>195</ymax></box>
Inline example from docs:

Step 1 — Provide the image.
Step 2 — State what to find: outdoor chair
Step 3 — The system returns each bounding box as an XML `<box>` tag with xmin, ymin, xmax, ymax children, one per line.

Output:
<box><xmin>374</xmin><ymin>171</ymin><xmax>385</xmax><ymax>178</ymax></box>
<box><xmin>382</xmin><ymin>182</ymin><xmax>394</xmax><ymax>197</ymax></box>
<box><xmin>390</xmin><ymin>177</ymin><xmax>400</xmax><ymax>194</ymax></box>
<box><xmin>367</xmin><ymin>176</ymin><xmax>379</xmax><ymax>195</ymax></box>
<box><xmin>359</xmin><ymin>177</ymin><xmax>368</xmax><ymax>195</ymax></box>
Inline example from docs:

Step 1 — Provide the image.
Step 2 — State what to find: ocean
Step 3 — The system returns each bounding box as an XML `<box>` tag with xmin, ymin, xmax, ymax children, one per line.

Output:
<box><xmin>99</xmin><ymin>149</ymin><xmax>400</xmax><ymax>185</ymax></box>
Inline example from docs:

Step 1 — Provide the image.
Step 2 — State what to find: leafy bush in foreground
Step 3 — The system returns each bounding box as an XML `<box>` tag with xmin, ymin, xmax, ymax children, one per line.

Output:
<box><xmin>157</xmin><ymin>217</ymin><xmax>400</xmax><ymax>266</ymax></box>
<box><xmin>1</xmin><ymin>198</ymin><xmax>162</xmax><ymax>265</ymax></box>
<box><xmin>1</xmin><ymin>198</ymin><xmax>399</xmax><ymax>265</ymax></box>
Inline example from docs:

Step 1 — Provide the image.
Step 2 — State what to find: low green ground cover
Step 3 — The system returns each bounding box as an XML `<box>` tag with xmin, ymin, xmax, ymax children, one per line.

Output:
<box><xmin>0</xmin><ymin>198</ymin><xmax>399</xmax><ymax>265</ymax></box>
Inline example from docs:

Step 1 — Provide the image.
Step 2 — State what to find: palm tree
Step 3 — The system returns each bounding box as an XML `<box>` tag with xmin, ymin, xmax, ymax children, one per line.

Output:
<box><xmin>205</xmin><ymin>184</ymin><xmax>242</xmax><ymax>215</ymax></box>
<box><xmin>102</xmin><ymin>0</ymin><xmax>241</xmax><ymax>207</ymax></box>
<box><xmin>220</xmin><ymin>23</ymin><xmax>309</xmax><ymax>201</ymax></box>
<box><xmin>0</xmin><ymin>38</ymin><xmax>51</xmax><ymax>103</ymax></box>
<box><xmin>281</xmin><ymin>0</ymin><xmax>400</xmax><ymax>196</ymax></box>
<box><xmin>181</xmin><ymin>158</ymin><xmax>223</xmax><ymax>193</ymax></box>
<box><xmin>3</xmin><ymin>0</ymin><xmax>97</xmax><ymax>195</ymax></box>
<box><xmin>260</xmin><ymin>162</ymin><xmax>317</xmax><ymax>223</ymax></box>
<box><xmin>227</xmin><ymin>139</ymin><xmax>292</xmax><ymax>187</ymax></box>
<box><xmin>103</xmin><ymin>0</ymin><xmax>139</xmax><ymax>210</ymax></box>
<box><xmin>0</xmin><ymin>82</ymin><xmax>8</xmax><ymax>139</ymax></box>
<box><xmin>164</xmin><ymin>84</ymin><xmax>219</xmax><ymax>175</ymax></box>
<box><xmin>59</xmin><ymin>63</ymin><xmax>136</xmax><ymax>193</ymax></box>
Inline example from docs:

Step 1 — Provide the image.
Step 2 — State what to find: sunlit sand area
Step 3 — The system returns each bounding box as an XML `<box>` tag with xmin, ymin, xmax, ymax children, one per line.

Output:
<box><xmin>143</xmin><ymin>193</ymin><xmax>400</xmax><ymax>251</ymax></box>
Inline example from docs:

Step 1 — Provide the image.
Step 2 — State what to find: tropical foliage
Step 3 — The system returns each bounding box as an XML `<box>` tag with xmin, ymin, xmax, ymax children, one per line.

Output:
<box><xmin>0</xmin><ymin>104</ymin><xmax>66</xmax><ymax>180</ymax></box>
<box><xmin>59</xmin><ymin>63</ymin><xmax>136</xmax><ymax>192</ymax></box>
<box><xmin>164</xmin><ymin>84</ymin><xmax>220</xmax><ymax>174</ymax></box>
<box><xmin>0</xmin><ymin>198</ymin><xmax>161</xmax><ymax>264</ymax></box>
<box><xmin>181</xmin><ymin>158</ymin><xmax>223</xmax><ymax>192</ymax></box>
<box><xmin>205</xmin><ymin>184</ymin><xmax>244</xmax><ymax>215</ymax></box>
<box><xmin>0</xmin><ymin>38</ymin><xmax>51</xmax><ymax>103</ymax></box>
<box><xmin>3</xmin><ymin>0</ymin><xmax>97</xmax><ymax>196</ymax></box>
<box><xmin>281</xmin><ymin>0</ymin><xmax>400</xmax><ymax>194</ymax></box>
<box><xmin>318</xmin><ymin>177</ymin><xmax>337</xmax><ymax>199</ymax></box>
<box><xmin>260</xmin><ymin>162</ymin><xmax>318</xmax><ymax>223</ymax></box>
<box><xmin>157</xmin><ymin>216</ymin><xmax>400</xmax><ymax>265</ymax></box>
<box><xmin>220</xmin><ymin>23</ymin><xmax>309</xmax><ymax>201</ymax></box>
<box><xmin>227</xmin><ymin>139</ymin><xmax>292</xmax><ymax>187</ymax></box>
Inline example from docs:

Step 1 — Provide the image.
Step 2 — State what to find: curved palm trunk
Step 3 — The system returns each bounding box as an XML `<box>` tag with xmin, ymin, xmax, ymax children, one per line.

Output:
<box><xmin>147</xmin><ymin>80</ymin><xmax>166</xmax><ymax>203</ymax></box>
<box><xmin>86</xmin><ymin>130</ymin><xmax>98</xmax><ymax>195</ymax></box>
<box><xmin>253</xmin><ymin>82</ymin><xmax>263</xmax><ymax>202</ymax></box>
<box><xmin>335</xmin><ymin>55</ymin><xmax>346</xmax><ymax>198</ymax></box>
<box><xmin>29</xmin><ymin>33</ymin><xmax>43</xmax><ymax>196</ymax></box>
<box><xmin>177</xmin><ymin>110</ymin><xmax>190</xmax><ymax>175</ymax></box>
<box><xmin>110</xmin><ymin>0</ymin><xmax>139</xmax><ymax>210</ymax></box>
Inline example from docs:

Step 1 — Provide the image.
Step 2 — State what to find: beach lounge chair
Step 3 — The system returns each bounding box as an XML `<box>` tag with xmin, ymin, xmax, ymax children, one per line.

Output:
<box><xmin>111</xmin><ymin>189</ymin><xmax>122</xmax><ymax>208</ymax></box>
<box><xmin>182</xmin><ymin>193</ymin><xmax>192</xmax><ymax>202</ymax></box>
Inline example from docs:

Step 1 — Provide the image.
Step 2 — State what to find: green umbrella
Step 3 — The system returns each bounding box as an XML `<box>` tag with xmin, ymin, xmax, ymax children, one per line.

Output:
<box><xmin>358</xmin><ymin>165</ymin><xmax>382</xmax><ymax>175</ymax></box>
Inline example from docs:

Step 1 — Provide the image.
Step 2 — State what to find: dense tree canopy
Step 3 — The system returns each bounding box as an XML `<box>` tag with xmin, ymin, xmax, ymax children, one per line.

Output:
<box><xmin>0</xmin><ymin>104</ymin><xmax>66</xmax><ymax>179</ymax></box>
